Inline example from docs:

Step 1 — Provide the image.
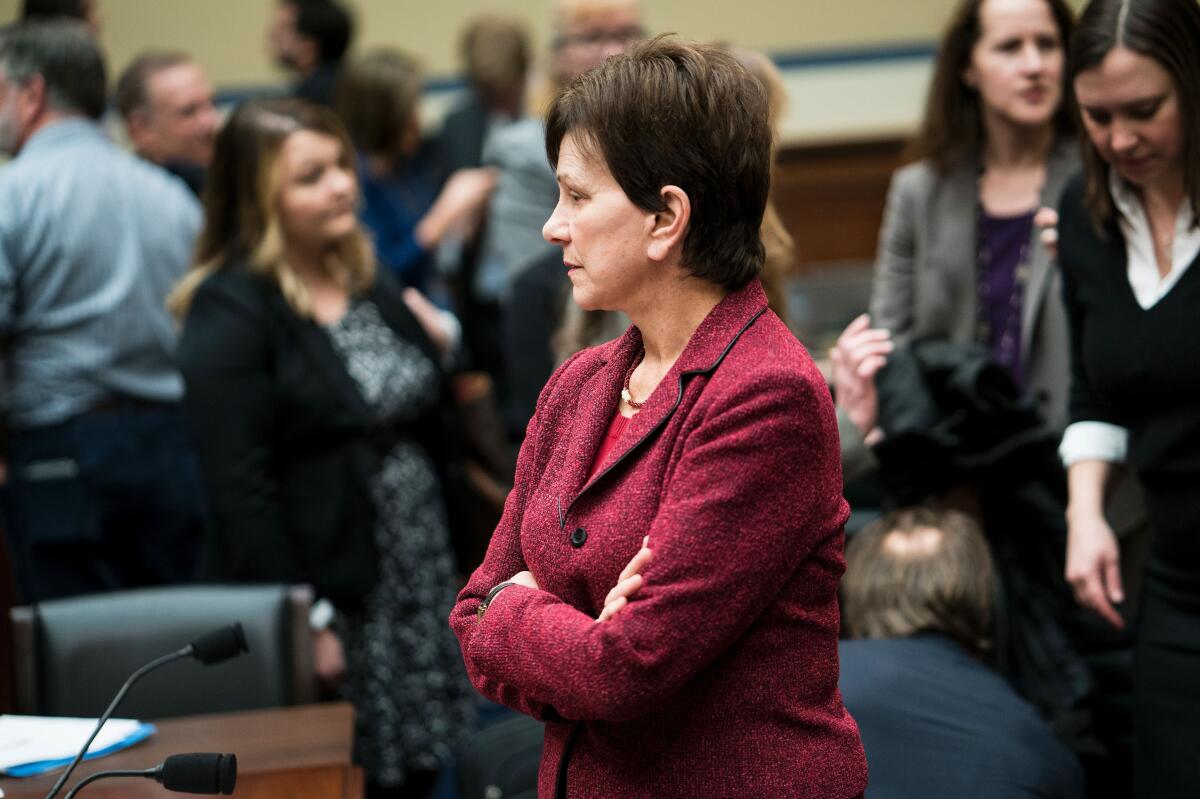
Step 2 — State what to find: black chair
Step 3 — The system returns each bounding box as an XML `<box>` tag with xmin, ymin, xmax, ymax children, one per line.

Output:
<box><xmin>10</xmin><ymin>584</ymin><xmax>316</xmax><ymax>719</ymax></box>
<box><xmin>458</xmin><ymin>713</ymin><xmax>543</xmax><ymax>799</ymax></box>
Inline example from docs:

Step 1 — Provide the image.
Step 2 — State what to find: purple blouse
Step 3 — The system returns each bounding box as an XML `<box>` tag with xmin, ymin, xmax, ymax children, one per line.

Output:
<box><xmin>978</xmin><ymin>209</ymin><xmax>1034</xmax><ymax>390</ymax></box>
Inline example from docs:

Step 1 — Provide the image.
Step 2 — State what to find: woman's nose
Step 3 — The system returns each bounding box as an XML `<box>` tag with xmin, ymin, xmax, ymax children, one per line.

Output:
<box><xmin>543</xmin><ymin>201</ymin><xmax>569</xmax><ymax>245</ymax></box>
<box><xmin>331</xmin><ymin>167</ymin><xmax>355</xmax><ymax>197</ymax></box>
<box><xmin>1020</xmin><ymin>42</ymin><xmax>1044</xmax><ymax>73</ymax></box>
<box><xmin>1110</xmin><ymin>122</ymin><xmax>1138</xmax><ymax>154</ymax></box>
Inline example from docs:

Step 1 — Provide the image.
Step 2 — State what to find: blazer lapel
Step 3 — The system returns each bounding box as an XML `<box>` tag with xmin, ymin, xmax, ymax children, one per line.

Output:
<box><xmin>1021</xmin><ymin>138</ymin><xmax>1077</xmax><ymax>362</ymax></box>
<box><xmin>941</xmin><ymin>157</ymin><xmax>981</xmax><ymax>344</ymax></box>
<box><xmin>1021</xmin><ymin>233</ymin><xmax>1053</xmax><ymax>364</ymax></box>
<box><xmin>284</xmin><ymin>298</ymin><xmax>374</xmax><ymax>425</ymax></box>
<box><xmin>572</xmin><ymin>281</ymin><xmax>769</xmax><ymax>504</ymax></box>
<box><xmin>579</xmin><ymin>332</ymin><xmax>682</xmax><ymax>495</ymax></box>
<box><xmin>557</xmin><ymin>331</ymin><xmax>632</xmax><ymax>503</ymax></box>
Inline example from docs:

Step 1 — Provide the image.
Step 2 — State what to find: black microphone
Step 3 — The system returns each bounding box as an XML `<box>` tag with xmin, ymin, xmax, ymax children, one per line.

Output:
<box><xmin>157</xmin><ymin>753</ymin><xmax>238</xmax><ymax>794</ymax></box>
<box><xmin>41</xmin><ymin>623</ymin><xmax>249</xmax><ymax>799</ymax></box>
<box><xmin>61</xmin><ymin>753</ymin><xmax>237</xmax><ymax>798</ymax></box>
<box><xmin>189</xmin><ymin>624</ymin><xmax>249</xmax><ymax>664</ymax></box>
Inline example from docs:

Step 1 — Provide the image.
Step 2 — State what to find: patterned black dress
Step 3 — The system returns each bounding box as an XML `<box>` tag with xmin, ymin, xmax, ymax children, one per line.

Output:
<box><xmin>325</xmin><ymin>299</ymin><xmax>475</xmax><ymax>787</ymax></box>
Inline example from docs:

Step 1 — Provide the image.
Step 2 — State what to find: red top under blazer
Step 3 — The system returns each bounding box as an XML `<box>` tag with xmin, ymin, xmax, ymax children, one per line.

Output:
<box><xmin>450</xmin><ymin>280</ymin><xmax>868</xmax><ymax>798</ymax></box>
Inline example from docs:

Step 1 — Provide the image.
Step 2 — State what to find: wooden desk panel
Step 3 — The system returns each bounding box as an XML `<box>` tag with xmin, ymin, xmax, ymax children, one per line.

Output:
<box><xmin>773</xmin><ymin>137</ymin><xmax>906</xmax><ymax>270</ymax></box>
<box><xmin>1</xmin><ymin>703</ymin><xmax>361</xmax><ymax>799</ymax></box>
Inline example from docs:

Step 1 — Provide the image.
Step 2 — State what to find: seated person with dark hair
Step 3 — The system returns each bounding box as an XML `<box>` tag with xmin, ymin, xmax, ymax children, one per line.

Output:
<box><xmin>266</xmin><ymin>0</ymin><xmax>353</xmax><ymax>107</ymax></box>
<box><xmin>115</xmin><ymin>51</ymin><xmax>219</xmax><ymax>196</ymax></box>
<box><xmin>839</xmin><ymin>508</ymin><xmax>1083</xmax><ymax>799</ymax></box>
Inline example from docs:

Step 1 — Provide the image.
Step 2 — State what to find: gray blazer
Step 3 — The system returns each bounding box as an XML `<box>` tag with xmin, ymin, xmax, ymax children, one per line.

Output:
<box><xmin>869</xmin><ymin>139</ymin><xmax>1079</xmax><ymax>433</ymax></box>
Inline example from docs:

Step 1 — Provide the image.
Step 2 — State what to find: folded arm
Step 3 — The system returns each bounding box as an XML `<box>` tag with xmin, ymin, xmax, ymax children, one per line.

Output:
<box><xmin>454</xmin><ymin>371</ymin><xmax>845</xmax><ymax>722</ymax></box>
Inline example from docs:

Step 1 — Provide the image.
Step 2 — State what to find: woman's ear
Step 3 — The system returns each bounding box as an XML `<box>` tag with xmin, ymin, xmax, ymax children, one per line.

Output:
<box><xmin>961</xmin><ymin>64</ymin><xmax>979</xmax><ymax>90</ymax></box>
<box><xmin>647</xmin><ymin>185</ymin><xmax>690</xmax><ymax>263</ymax></box>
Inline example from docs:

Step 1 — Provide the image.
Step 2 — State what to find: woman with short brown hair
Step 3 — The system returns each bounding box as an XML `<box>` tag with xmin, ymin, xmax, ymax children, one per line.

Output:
<box><xmin>451</xmin><ymin>37</ymin><xmax>866</xmax><ymax>798</ymax></box>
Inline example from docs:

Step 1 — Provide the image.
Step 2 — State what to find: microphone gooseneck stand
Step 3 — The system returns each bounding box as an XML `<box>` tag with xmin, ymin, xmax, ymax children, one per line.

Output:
<box><xmin>61</xmin><ymin>753</ymin><xmax>238</xmax><ymax>798</ymax></box>
<box><xmin>42</xmin><ymin>623</ymin><xmax>248</xmax><ymax>799</ymax></box>
<box><xmin>41</xmin><ymin>648</ymin><xmax>191</xmax><ymax>799</ymax></box>
<box><xmin>61</xmin><ymin>769</ymin><xmax>155</xmax><ymax>799</ymax></box>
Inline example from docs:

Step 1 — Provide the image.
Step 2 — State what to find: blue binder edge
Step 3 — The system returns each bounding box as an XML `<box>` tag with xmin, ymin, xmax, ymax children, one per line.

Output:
<box><xmin>2</xmin><ymin>722</ymin><xmax>157</xmax><ymax>778</ymax></box>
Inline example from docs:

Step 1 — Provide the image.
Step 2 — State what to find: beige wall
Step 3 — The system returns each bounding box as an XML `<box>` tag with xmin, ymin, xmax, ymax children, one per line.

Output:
<box><xmin>0</xmin><ymin>0</ymin><xmax>1089</xmax><ymax>142</ymax></box>
<box><xmin>0</xmin><ymin>0</ymin><xmax>963</xmax><ymax>90</ymax></box>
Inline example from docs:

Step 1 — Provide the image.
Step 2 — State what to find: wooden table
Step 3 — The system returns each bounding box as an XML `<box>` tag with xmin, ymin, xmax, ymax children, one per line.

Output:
<box><xmin>0</xmin><ymin>703</ymin><xmax>362</xmax><ymax>799</ymax></box>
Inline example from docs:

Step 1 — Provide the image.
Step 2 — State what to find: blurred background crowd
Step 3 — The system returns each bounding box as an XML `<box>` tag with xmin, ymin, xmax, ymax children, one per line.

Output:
<box><xmin>2</xmin><ymin>0</ymin><xmax>1197</xmax><ymax>797</ymax></box>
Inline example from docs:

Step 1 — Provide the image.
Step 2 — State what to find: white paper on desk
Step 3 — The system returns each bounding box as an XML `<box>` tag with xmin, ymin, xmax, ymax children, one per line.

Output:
<box><xmin>0</xmin><ymin>716</ymin><xmax>152</xmax><ymax>774</ymax></box>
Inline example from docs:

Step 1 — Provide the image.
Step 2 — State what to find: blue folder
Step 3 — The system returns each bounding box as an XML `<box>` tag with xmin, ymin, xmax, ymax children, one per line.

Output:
<box><xmin>2</xmin><ymin>723</ymin><xmax>157</xmax><ymax>778</ymax></box>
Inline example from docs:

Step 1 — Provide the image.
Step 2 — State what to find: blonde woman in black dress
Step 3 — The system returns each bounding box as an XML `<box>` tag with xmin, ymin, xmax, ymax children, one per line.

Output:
<box><xmin>173</xmin><ymin>100</ymin><xmax>473</xmax><ymax>799</ymax></box>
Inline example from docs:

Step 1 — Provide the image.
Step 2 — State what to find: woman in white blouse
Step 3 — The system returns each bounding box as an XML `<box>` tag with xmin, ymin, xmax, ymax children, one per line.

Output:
<box><xmin>1054</xmin><ymin>0</ymin><xmax>1200</xmax><ymax>796</ymax></box>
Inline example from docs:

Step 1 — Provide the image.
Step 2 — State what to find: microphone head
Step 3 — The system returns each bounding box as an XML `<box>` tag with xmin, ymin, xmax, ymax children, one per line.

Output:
<box><xmin>159</xmin><ymin>753</ymin><xmax>237</xmax><ymax>795</ymax></box>
<box><xmin>189</xmin><ymin>623</ymin><xmax>249</xmax><ymax>665</ymax></box>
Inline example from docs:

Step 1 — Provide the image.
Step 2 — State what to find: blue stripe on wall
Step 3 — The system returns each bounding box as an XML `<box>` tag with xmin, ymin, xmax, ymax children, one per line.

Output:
<box><xmin>771</xmin><ymin>41</ymin><xmax>936</xmax><ymax>70</ymax></box>
<box><xmin>214</xmin><ymin>40</ymin><xmax>938</xmax><ymax>106</ymax></box>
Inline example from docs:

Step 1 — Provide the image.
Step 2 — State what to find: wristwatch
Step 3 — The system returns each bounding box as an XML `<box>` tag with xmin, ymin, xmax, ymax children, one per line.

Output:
<box><xmin>477</xmin><ymin>581</ymin><xmax>516</xmax><ymax>620</ymax></box>
<box><xmin>309</xmin><ymin>598</ymin><xmax>336</xmax><ymax>632</ymax></box>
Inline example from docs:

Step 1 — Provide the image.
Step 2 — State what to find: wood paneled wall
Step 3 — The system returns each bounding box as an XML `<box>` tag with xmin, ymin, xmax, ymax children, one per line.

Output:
<box><xmin>773</xmin><ymin>137</ymin><xmax>906</xmax><ymax>270</ymax></box>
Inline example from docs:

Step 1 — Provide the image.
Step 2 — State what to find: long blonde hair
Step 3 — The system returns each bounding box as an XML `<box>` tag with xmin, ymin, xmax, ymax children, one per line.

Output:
<box><xmin>169</xmin><ymin>99</ymin><xmax>375</xmax><ymax>319</ymax></box>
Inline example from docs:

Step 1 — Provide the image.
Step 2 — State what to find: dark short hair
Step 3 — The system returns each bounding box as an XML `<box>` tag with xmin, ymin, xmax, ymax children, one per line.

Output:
<box><xmin>545</xmin><ymin>35</ymin><xmax>772</xmax><ymax>291</ymax></box>
<box><xmin>287</xmin><ymin>0</ymin><xmax>353</xmax><ymax>64</ymax></box>
<box><xmin>0</xmin><ymin>20</ymin><xmax>105</xmax><ymax>119</ymax></box>
<box><xmin>1069</xmin><ymin>0</ymin><xmax>1200</xmax><ymax>230</ymax></box>
<box><xmin>19</xmin><ymin>0</ymin><xmax>86</xmax><ymax>20</ymax></box>
<box><xmin>909</xmin><ymin>0</ymin><xmax>1077</xmax><ymax>172</ymax></box>
<box><xmin>841</xmin><ymin>507</ymin><xmax>995</xmax><ymax>654</ymax></box>
<box><xmin>114</xmin><ymin>50</ymin><xmax>193</xmax><ymax>120</ymax></box>
<box><xmin>334</xmin><ymin>49</ymin><xmax>422</xmax><ymax>163</ymax></box>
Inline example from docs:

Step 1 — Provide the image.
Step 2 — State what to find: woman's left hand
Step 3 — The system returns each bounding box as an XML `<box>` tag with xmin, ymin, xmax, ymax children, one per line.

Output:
<box><xmin>598</xmin><ymin>537</ymin><xmax>653</xmax><ymax>622</ymax></box>
<box><xmin>402</xmin><ymin>287</ymin><xmax>458</xmax><ymax>355</ymax></box>
<box><xmin>1034</xmin><ymin>207</ymin><xmax>1059</xmax><ymax>259</ymax></box>
<box><xmin>829</xmin><ymin>314</ymin><xmax>891</xmax><ymax>442</ymax></box>
<box><xmin>509</xmin><ymin>570</ymin><xmax>539</xmax><ymax>590</ymax></box>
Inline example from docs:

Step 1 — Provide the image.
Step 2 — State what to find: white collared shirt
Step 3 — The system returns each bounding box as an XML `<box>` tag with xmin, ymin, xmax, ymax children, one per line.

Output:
<box><xmin>1110</xmin><ymin>169</ymin><xmax>1200</xmax><ymax>309</ymax></box>
<box><xmin>1059</xmin><ymin>172</ymin><xmax>1200</xmax><ymax>466</ymax></box>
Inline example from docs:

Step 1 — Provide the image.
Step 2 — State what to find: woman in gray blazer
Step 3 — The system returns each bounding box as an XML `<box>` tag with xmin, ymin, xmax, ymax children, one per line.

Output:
<box><xmin>834</xmin><ymin>0</ymin><xmax>1079</xmax><ymax>479</ymax></box>
<box><xmin>868</xmin><ymin>0</ymin><xmax>1079</xmax><ymax>433</ymax></box>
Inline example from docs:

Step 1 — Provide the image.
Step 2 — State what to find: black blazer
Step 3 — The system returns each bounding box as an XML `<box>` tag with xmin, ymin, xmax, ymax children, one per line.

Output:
<box><xmin>437</xmin><ymin>92</ymin><xmax>490</xmax><ymax>172</ymax></box>
<box><xmin>177</xmin><ymin>264</ymin><xmax>452</xmax><ymax>609</ymax></box>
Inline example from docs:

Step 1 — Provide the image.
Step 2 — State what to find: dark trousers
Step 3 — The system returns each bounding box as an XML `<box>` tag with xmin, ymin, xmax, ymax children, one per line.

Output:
<box><xmin>3</xmin><ymin>404</ymin><xmax>205</xmax><ymax>603</ymax></box>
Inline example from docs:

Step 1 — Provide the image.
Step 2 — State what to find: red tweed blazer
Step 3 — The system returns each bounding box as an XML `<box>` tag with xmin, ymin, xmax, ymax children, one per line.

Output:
<box><xmin>451</xmin><ymin>280</ymin><xmax>867</xmax><ymax>798</ymax></box>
